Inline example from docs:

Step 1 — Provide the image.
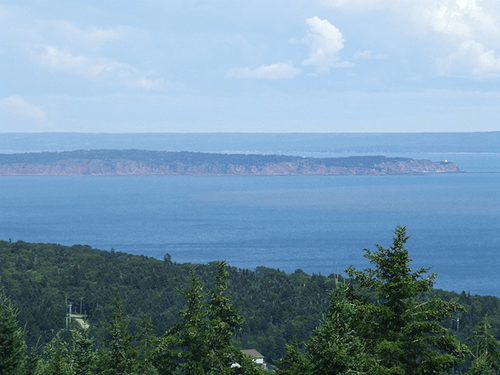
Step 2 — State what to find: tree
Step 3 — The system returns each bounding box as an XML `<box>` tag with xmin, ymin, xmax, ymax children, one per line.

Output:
<box><xmin>102</xmin><ymin>295</ymin><xmax>135</xmax><ymax>375</ymax></box>
<box><xmin>466</xmin><ymin>314</ymin><xmax>500</xmax><ymax>375</ymax></box>
<box><xmin>275</xmin><ymin>336</ymin><xmax>310</xmax><ymax>375</ymax></box>
<box><xmin>0</xmin><ymin>290</ymin><xmax>26</xmax><ymax>374</ymax></box>
<box><xmin>23</xmin><ymin>347</ymin><xmax>42</xmax><ymax>375</ymax></box>
<box><xmin>163</xmin><ymin>253</ymin><xmax>172</xmax><ymax>265</ymax></box>
<box><xmin>205</xmin><ymin>261</ymin><xmax>249</xmax><ymax>372</ymax></box>
<box><xmin>135</xmin><ymin>314</ymin><xmax>159</xmax><ymax>375</ymax></box>
<box><xmin>71</xmin><ymin>327</ymin><xmax>99</xmax><ymax>375</ymax></box>
<box><xmin>153</xmin><ymin>269</ymin><xmax>208</xmax><ymax>374</ymax></box>
<box><xmin>346</xmin><ymin>225</ymin><xmax>467</xmax><ymax>375</ymax></box>
<box><xmin>307</xmin><ymin>285</ymin><xmax>376</xmax><ymax>375</ymax></box>
<box><xmin>154</xmin><ymin>262</ymin><xmax>262</xmax><ymax>374</ymax></box>
<box><xmin>37</xmin><ymin>335</ymin><xmax>73</xmax><ymax>375</ymax></box>
<box><xmin>466</xmin><ymin>353</ymin><xmax>496</xmax><ymax>375</ymax></box>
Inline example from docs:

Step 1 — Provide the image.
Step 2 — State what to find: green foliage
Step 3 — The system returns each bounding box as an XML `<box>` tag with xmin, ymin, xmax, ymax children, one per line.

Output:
<box><xmin>466</xmin><ymin>315</ymin><xmax>500</xmax><ymax>374</ymax></box>
<box><xmin>154</xmin><ymin>270</ymin><xmax>207</xmax><ymax>374</ymax></box>
<box><xmin>155</xmin><ymin>262</ymin><xmax>263</xmax><ymax>374</ymax></box>
<box><xmin>23</xmin><ymin>347</ymin><xmax>42</xmax><ymax>375</ymax></box>
<box><xmin>36</xmin><ymin>336</ymin><xmax>73</xmax><ymax>375</ymax></box>
<box><xmin>102</xmin><ymin>295</ymin><xmax>135</xmax><ymax>375</ymax></box>
<box><xmin>1</xmin><ymin>236</ymin><xmax>500</xmax><ymax>374</ymax></box>
<box><xmin>135</xmin><ymin>314</ymin><xmax>159</xmax><ymax>374</ymax></box>
<box><xmin>307</xmin><ymin>285</ymin><xmax>376</xmax><ymax>375</ymax></box>
<box><xmin>346</xmin><ymin>225</ymin><xmax>468</xmax><ymax>375</ymax></box>
<box><xmin>71</xmin><ymin>328</ymin><xmax>99</xmax><ymax>375</ymax></box>
<box><xmin>0</xmin><ymin>290</ymin><xmax>26</xmax><ymax>374</ymax></box>
<box><xmin>0</xmin><ymin>240</ymin><xmax>334</xmax><ymax>362</ymax></box>
<box><xmin>466</xmin><ymin>352</ymin><xmax>496</xmax><ymax>375</ymax></box>
<box><xmin>275</xmin><ymin>336</ymin><xmax>310</xmax><ymax>375</ymax></box>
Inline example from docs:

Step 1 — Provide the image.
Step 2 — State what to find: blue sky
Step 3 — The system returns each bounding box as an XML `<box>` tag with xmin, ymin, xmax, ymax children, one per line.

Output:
<box><xmin>1</xmin><ymin>0</ymin><xmax>500</xmax><ymax>133</ymax></box>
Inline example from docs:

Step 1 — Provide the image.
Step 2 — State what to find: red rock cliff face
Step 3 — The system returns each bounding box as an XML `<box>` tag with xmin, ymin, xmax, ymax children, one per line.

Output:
<box><xmin>0</xmin><ymin>158</ymin><xmax>460</xmax><ymax>176</ymax></box>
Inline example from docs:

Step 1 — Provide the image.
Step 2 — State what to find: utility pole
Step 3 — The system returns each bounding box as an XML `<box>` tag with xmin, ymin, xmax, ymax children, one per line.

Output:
<box><xmin>68</xmin><ymin>302</ymin><xmax>73</xmax><ymax>327</ymax></box>
<box><xmin>80</xmin><ymin>297</ymin><xmax>83</xmax><ymax>315</ymax></box>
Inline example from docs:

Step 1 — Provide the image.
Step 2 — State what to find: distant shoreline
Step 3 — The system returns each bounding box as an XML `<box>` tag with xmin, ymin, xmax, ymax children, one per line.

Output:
<box><xmin>0</xmin><ymin>150</ymin><xmax>460</xmax><ymax>176</ymax></box>
<box><xmin>1</xmin><ymin>132</ymin><xmax>499</xmax><ymax>155</ymax></box>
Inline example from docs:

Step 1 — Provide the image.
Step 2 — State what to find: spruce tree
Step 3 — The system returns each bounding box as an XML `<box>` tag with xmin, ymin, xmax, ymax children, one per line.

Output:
<box><xmin>275</xmin><ymin>336</ymin><xmax>311</xmax><ymax>375</ymax></box>
<box><xmin>466</xmin><ymin>314</ymin><xmax>500</xmax><ymax>374</ymax></box>
<box><xmin>71</xmin><ymin>327</ymin><xmax>99</xmax><ymax>375</ymax></box>
<box><xmin>37</xmin><ymin>336</ymin><xmax>73</xmax><ymax>375</ymax></box>
<box><xmin>307</xmin><ymin>285</ymin><xmax>376</xmax><ymax>375</ymax></box>
<box><xmin>346</xmin><ymin>225</ymin><xmax>467</xmax><ymax>375</ymax></box>
<box><xmin>102</xmin><ymin>295</ymin><xmax>135</xmax><ymax>375</ymax></box>
<box><xmin>135</xmin><ymin>314</ymin><xmax>159</xmax><ymax>375</ymax></box>
<box><xmin>0</xmin><ymin>290</ymin><xmax>26</xmax><ymax>374</ymax></box>
<box><xmin>155</xmin><ymin>262</ymin><xmax>262</xmax><ymax>374</ymax></box>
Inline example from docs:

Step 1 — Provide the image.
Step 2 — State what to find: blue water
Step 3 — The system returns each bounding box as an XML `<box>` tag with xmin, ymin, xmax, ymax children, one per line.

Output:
<box><xmin>0</xmin><ymin>153</ymin><xmax>499</xmax><ymax>296</ymax></box>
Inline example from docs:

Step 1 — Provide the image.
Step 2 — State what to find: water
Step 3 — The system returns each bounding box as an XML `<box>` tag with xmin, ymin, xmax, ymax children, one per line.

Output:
<box><xmin>0</xmin><ymin>153</ymin><xmax>499</xmax><ymax>296</ymax></box>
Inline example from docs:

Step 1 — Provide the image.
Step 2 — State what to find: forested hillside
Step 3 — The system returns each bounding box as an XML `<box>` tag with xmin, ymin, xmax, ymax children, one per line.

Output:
<box><xmin>0</xmin><ymin>150</ymin><xmax>459</xmax><ymax>176</ymax></box>
<box><xmin>0</xmin><ymin>240</ymin><xmax>334</xmax><ymax>360</ymax></box>
<box><xmin>1</xmin><ymin>231</ymin><xmax>500</xmax><ymax>373</ymax></box>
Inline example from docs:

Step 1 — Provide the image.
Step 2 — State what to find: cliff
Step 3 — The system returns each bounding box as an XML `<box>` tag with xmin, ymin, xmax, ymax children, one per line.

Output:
<box><xmin>0</xmin><ymin>150</ymin><xmax>460</xmax><ymax>176</ymax></box>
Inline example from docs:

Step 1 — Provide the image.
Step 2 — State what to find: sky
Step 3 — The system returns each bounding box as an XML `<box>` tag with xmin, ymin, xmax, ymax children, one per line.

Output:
<box><xmin>1</xmin><ymin>0</ymin><xmax>500</xmax><ymax>133</ymax></box>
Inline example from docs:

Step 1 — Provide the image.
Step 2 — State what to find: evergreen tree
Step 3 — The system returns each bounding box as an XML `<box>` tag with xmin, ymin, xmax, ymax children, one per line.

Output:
<box><xmin>102</xmin><ymin>295</ymin><xmax>135</xmax><ymax>375</ymax></box>
<box><xmin>154</xmin><ymin>269</ymin><xmax>208</xmax><ymax>374</ymax></box>
<box><xmin>466</xmin><ymin>353</ymin><xmax>495</xmax><ymax>375</ymax></box>
<box><xmin>275</xmin><ymin>336</ymin><xmax>310</xmax><ymax>375</ymax></box>
<box><xmin>37</xmin><ymin>335</ymin><xmax>73</xmax><ymax>375</ymax></box>
<box><xmin>23</xmin><ymin>347</ymin><xmax>42</xmax><ymax>375</ymax></box>
<box><xmin>155</xmin><ymin>262</ymin><xmax>262</xmax><ymax>374</ymax></box>
<box><xmin>71</xmin><ymin>327</ymin><xmax>99</xmax><ymax>375</ymax></box>
<box><xmin>135</xmin><ymin>314</ymin><xmax>159</xmax><ymax>375</ymax></box>
<box><xmin>346</xmin><ymin>225</ymin><xmax>467</xmax><ymax>375</ymax></box>
<box><xmin>0</xmin><ymin>290</ymin><xmax>26</xmax><ymax>374</ymax></box>
<box><xmin>307</xmin><ymin>285</ymin><xmax>376</xmax><ymax>375</ymax></box>
<box><xmin>205</xmin><ymin>261</ymin><xmax>248</xmax><ymax>372</ymax></box>
<box><xmin>466</xmin><ymin>315</ymin><xmax>500</xmax><ymax>374</ymax></box>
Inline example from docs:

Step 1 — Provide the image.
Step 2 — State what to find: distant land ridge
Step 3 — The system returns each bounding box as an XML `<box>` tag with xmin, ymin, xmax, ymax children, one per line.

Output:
<box><xmin>0</xmin><ymin>150</ymin><xmax>460</xmax><ymax>176</ymax></box>
<box><xmin>1</xmin><ymin>132</ymin><xmax>499</xmax><ymax>154</ymax></box>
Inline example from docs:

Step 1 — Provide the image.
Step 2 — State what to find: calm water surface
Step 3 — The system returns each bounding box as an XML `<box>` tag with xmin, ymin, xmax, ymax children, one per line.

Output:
<box><xmin>0</xmin><ymin>153</ymin><xmax>499</xmax><ymax>296</ymax></box>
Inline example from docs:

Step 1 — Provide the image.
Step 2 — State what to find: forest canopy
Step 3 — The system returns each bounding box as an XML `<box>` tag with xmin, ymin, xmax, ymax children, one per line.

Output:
<box><xmin>0</xmin><ymin>227</ymin><xmax>499</xmax><ymax>373</ymax></box>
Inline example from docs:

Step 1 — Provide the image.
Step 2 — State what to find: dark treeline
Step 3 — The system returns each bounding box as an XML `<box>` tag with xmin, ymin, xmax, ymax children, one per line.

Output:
<box><xmin>0</xmin><ymin>150</ymin><xmax>460</xmax><ymax>176</ymax></box>
<box><xmin>0</xmin><ymin>149</ymin><xmax>412</xmax><ymax>169</ymax></box>
<box><xmin>1</xmin><ymin>228</ymin><xmax>500</xmax><ymax>373</ymax></box>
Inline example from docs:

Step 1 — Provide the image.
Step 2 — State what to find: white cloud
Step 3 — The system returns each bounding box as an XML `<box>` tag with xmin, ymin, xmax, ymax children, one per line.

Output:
<box><xmin>439</xmin><ymin>40</ymin><xmax>500</xmax><ymax>76</ymax></box>
<box><xmin>419</xmin><ymin>0</ymin><xmax>500</xmax><ymax>75</ymax></box>
<box><xmin>320</xmin><ymin>0</ymin><xmax>500</xmax><ymax>77</ymax></box>
<box><xmin>58</xmin><ymin>21</ymin><xmax>127</xmax><ymax>46</ymax></box>
<box><xmin>412</xmin><ymin>0</ymin><xmax>500</xmax><ymax>45</ymax></box>
<box><xmin>0</xmin><ymin>7</ymin><xmax>162</xmax><ymax>90</ymax></box>
<box><xmin>36</xmin><ymin>45</ymin><xmax>88</xmax><ymax>70</ymax></box>
<box><xmin>321</xmin><ymin>0</ymin><xmax>499</xmax><ymax>38</ymax></box>
<box><xmin>0</xmin><ymin>95</ymin><xmax>46</xmax><ymax>120</ymax></box>
<box><xmin>228</xmin><ymin>62</ymin><xmax>301</xmax><ymax>79</ymax></box>
<box><xmin>301</xmin><ymin>16</ymin><xmax>349</xmax><ymax>72</ymax></box>
<box><xmin>33</xmin><ymin>44</ymin><xmax>164</xmax><ymax>89</ymax></box>
<box><xmin>353</xmin><ymin>50</ymin><xmax>388</xmax><ymax>60</ymax></box>
<box><xmin>0</xmin><ymin>7</ymin><xmax>130</xmax><ymax>51</ymax></box>
<box><xmin>228</xmin><ymin>17</ymin><xmax>350</xmax><ymax>78</ymax></box>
